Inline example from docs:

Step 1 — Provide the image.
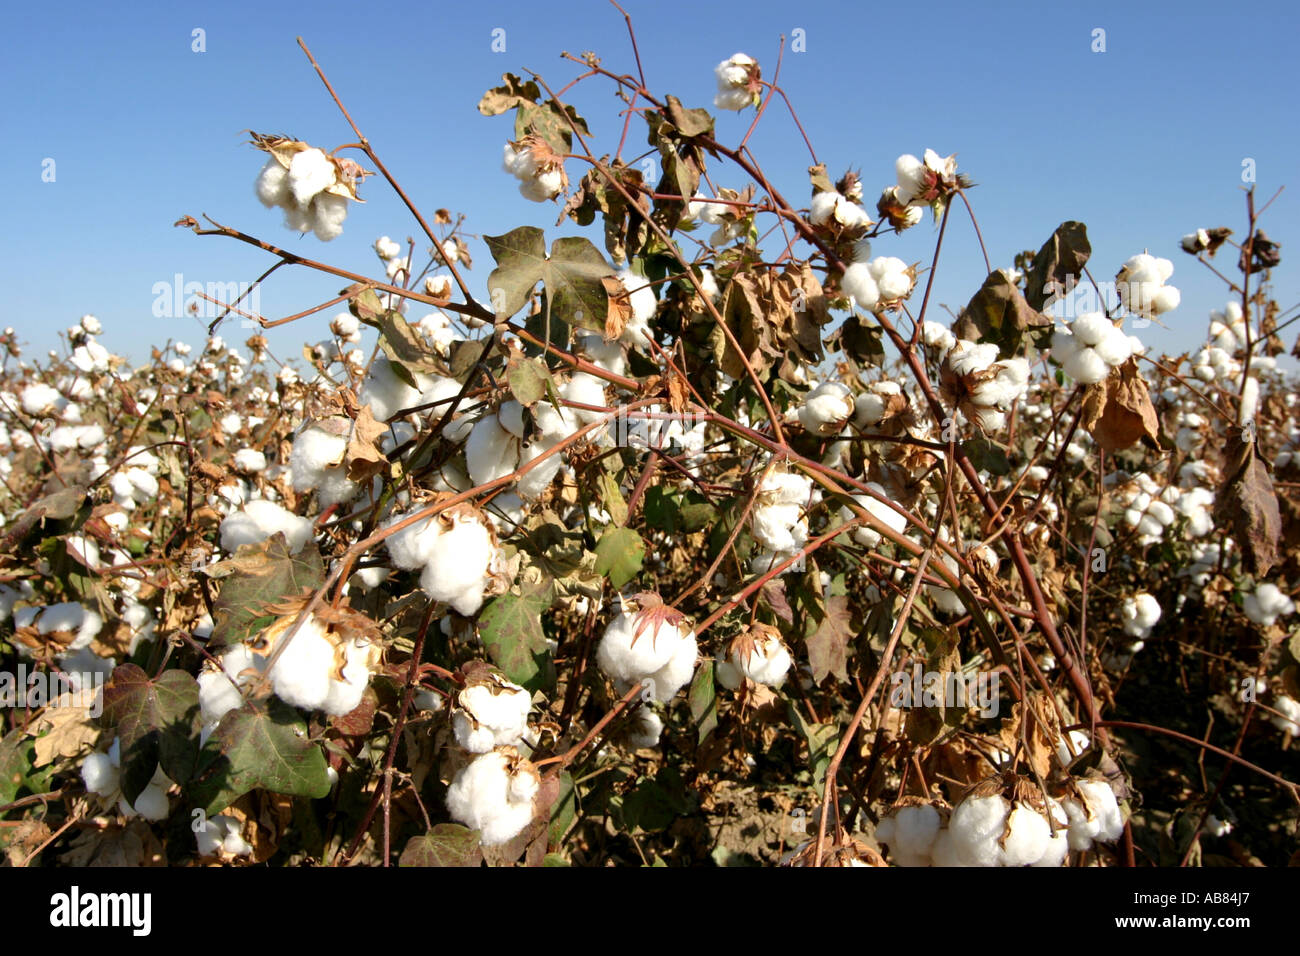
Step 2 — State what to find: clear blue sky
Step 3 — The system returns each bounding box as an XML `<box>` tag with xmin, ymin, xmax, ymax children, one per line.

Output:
<box><xmin>2</xmin><ymin>0</ymin><xmax>1297</xmax><ymax>366</ymax></box>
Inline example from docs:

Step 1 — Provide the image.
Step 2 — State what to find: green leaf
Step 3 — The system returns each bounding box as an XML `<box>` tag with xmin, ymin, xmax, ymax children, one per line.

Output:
<box><xmin>399</xmin><ymin>824</ymin><xmax>483</xmax><ymax>867</ymax></box>
<box><xmin>621</xmin><ymin>768</ymin><xmax>690</xmax><ymax>833</ymax></box>
<box><xmin>688</xmin><ymin>660</ymin><xmax>718</xmax><ymax>743</ymax></box>
<box><xmin>507</xmin><ymin>356</ymin><xmax>552</xmax><ymax>408</ymax></box>
<box><xmin>187</xmin><ymin>697</ymin><xmax>332</xmax><ymax>817</ymax></box>
<box><xmin>549</xmin><ymin>770</ymin><xmax>576</xmax><ymax>846</ymax></box>
<box><xmin>965</xmin><ymin>436</ymin><xmax>1011</xmax><ymax>477</ymax></box>
<box><xmin>485</xmin><ymin>226</ymin><xmax>547</xmax><ymax>319</ymax></box>
<box><xmin>206</xmin><ymin>535</ymin><xmax>324</xmax><ymax>650</ymax></box>
<box><xmin>100</xmin><ymin>665</ymin><xmax>201</xmax><ymax>802</ymax></box>
<box><xmin>594</xmin><ymin>527</ymin><xmax>644</xmax><ymax>589</ymax></box>
<box><xmin>0</xmin><ymin>728</ymin><xmax>39</xmax><ymax>808</ymax></box>
<box><xmin>478</xmin><ymin>578</ymin><xmax>555</xmax><ymax>692</ymax></box>
<box><xmin>484</xmin><ymin>227</ymin><xmax>616</xmax><ymax>330</ymax></box>
<box><xmin>788</xmin><ymin>703</ymin><xmax>838</xmax><ymax>789</ymax></box>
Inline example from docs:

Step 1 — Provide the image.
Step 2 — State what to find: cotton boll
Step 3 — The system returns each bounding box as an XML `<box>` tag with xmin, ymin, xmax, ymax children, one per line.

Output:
<box><xmin>267</xmin><ymin>615</ymin><xmax>336</xmax><ymax>712</ymax></box>
<box><xmin>1033</xmin><ymin>799</ymin><xmax>1071</xmax><ymax>867</ymax></box>
<box><xmin>877</xmin><ymin>804</ymin><xmax>941</xmax><ymax>867</ymax></box>
<box><xmin>290</xmin><ymin>423</ymin><xmax>348</xmax><ymax>488</ymax></box>
<box><xmin>445</xmin><ymin>750</ymin><xmax>539</xmax><ymax>847</ymax></box>
<box><xmin>947</xmin><ymin>340</ymin><xmax>999</xmax><ymax>377</ymax></box>
<box><xmin>383</xmin><ymin>509</ymin><xmax>443</xmax><ymax>570</ymax></box>
<box><xmin>1120</xmin><ymin>592</ymin><xmax>1161</xmax><ymax>638</ymax></box>
<box><xmin>310</xmin><ymin>192</ymin><xmax>349</xmax><ymax>241</ymax></box>
<box><xmin>841</xmin><ymin>483</ymin><xmax>907</xmax><ymax>548</ymax></box>
<box><xmin>1002</xmin><ymin>804</ymin><xmax>1051</xmax><ymax>867</ymax></box>
<box><xmin>729</xmin><ymin>627</ymin><xmax>792</xmax><ymax>687</ymax></box>
<box><xmin>255</xmin><ymin>159</ymin><xmax>289</xmax><ymax>207</ymax></box>
<box><xmin>625</xmin><ymin>708</ymin><xmax>664</xmax><ymax>749</ymax></box>
<box><xmin>713</xmin><ymin>53</ymin><xmax>757</xmax><ymax>111</ymax></box>
<box><xmin>465</xmin><ymin>414</ymin><xmax>520</xmax><ymax>489</ymax></box>
<box><xmin>1074</xmin><ymin>779</ymin><xmax>1124</xmax><ymax>844</ymax></box>
<box><xmin>1271</xmin><ymin>695</ymin><xmax>1300</xmax><ymax>735</ymax></box>
<box><xmin>21</xmin><ymin>383</ymin><xmax>62</xmax><ymax>416</ymax></box>
<box><xmin>81</xmin><ymin>751</ymin><xmax>120</xmax><ymax>797</ymax></box>
<box><xmin>1070</xmin><ymin>313</ymin><xmax>1112</xmax><ymax>347</ymax></box>
<box><xmin>561</xmin><ymin>372</ymin><xmax>609</xmax><ymax>425</ymax></box>
<box><xmin>233</xmin><ymin>448</ymin><xmax>267</xmax><ymax>474</ymax></box>
<box><xmin>1062</xmin><ymin>346</ymin><xmax>1109</xmax><ymax>385</ymax></box>
<box><xmin>1056</xmin><ymin>729</ymin><xmax>1091</xmax><ymax>766</ymax></box>
<box><xmin>129</xmin><ymin>783</ymin><xmax>171</xmax><ymax>822</ymax></box>
<box><xmin>752</xmin><ymin>501</ymin><xmax>807</xmax><ymax>553</ymax></box>
<box><xmin>841</xmin><ymin>262</ymin><xmax>880</xmax><ymax>311</ymax></box>
<box><xmin>453</xmin><ymin>679</ymin><xmax>533</xmax><ymax>753</ymax></box>
<box><xmin>287</xmin><ymin>148</ymin><xmax>336</xmax><ymax>208</ymax></box>
<box><xmin>922</xmin><ymin>321</ymin><xmax>956</xmax><ymax>352</ymax></box>
<box><xmin>798</xmin><ymin>381</ymin><xmax>854</xmax><ymax>436</ymax></box>
<box><xmin>1093</xmin><ymin>326</ymin><xmax>1133</xmax><ymax>367</ymax></box>
<box><xmin>642</xmin><ymin>631</ymin><xmax>698</xmax><ymax>701</ymax></box>
<box><xmin>596</xmin><ymin>610</ymin><xmax>687</xmax><ymax>683</ymax></box>
<box><xmin>1243</xmin><ymin>582</ymin><xmax>1295</xmax><ymax>627</ymax></box>
<box><xmin>930</xmin><ymin>828</ymin><xmax>963</xmax><ymax>867</ymax></box>
<box><xmin>419</xmin><ymin>513</ymin><xmax>498</xmax><ymax>615</ymax></box>
<box><xmin>319</xmin><ymin>638</ymin><xmax>377</xmax><ymax>717</ymax></box>
<box><xmin>219</xmin><ymin>499</ymin><xmax>314</xmax><ymax>553</ymax></box>
<box><xmin>947</xmin><ymin>794</ymin><xmax>1009</xmax><ymax>867</ymax></box>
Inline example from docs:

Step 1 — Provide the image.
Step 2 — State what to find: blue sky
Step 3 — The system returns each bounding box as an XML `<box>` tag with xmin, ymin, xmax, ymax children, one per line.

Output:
<box><xmin>2</xmin><ymin>0</ymin><xmax>1296</xmax><ymax>366</ymax></box>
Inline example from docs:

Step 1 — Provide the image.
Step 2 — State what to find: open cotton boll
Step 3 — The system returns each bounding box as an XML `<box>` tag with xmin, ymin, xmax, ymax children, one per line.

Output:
<box><xmin>255</xmin><ymin>158</ymin><xmax>289</xmax><ymax>207</ymax></box>
<box><xmin>714</xmin><ymin>52</ymin><xmax>757</xmax><ymax>110</ymax></box>
<box><xmin>1120</xmin><ymin>592</ymin><xmax>1161</xmax><ymax>638</ymax></box>
<box><xmin>465</xmin><ymin>414</ymin><xmax>521</xmax><ymax>490</ymax></box>
<box><xmin>1001</xmin><ymin>804</ymin><xmax>1058</xmax><ymax>867</ymax></box>
<box><xmin>810</xmin><ymin>190</ymin><xmax>872</xmax><ymax>230</ymax></box>
<box><xmin>319</xmin><ymin>637</ymin><xmax>378</xmax><ymax>717</ymax></box>
<box><xmin>946</xmin><ymin>340</ymin><xmax>999</xmax><ymax>377</ymax></box>
<box><xmin>198</xmin><ymin>644</ymin><xmax>266</xmax><ymax>725</ymax></box>
<box><xmin>727</xmin><ymin>626</ymin><xmax>791</xmax><ymax>688</ymax></box>
<box><xmin>752</xmin><ymin>501</ymin><xmax>807</xmax><ymax>553</ymax></box>
<box><xmin>419</xmin><ymin>513</ymin><xmax>498</xmax><ymax>615</ymax></box>
<box><xmin>641</xmin><ymin>631</ymin><xmax>698</xmax><ymax>701</ymax></box>
<box><xmin>1068</xmin><ymin>779</ymin><xmax>1124</xmax><ymax>848</ymax></box>
<box><xmin>597</xmin><ymin>610</ymin><xmax>688</xmax><ymax>684</ymax></box>
<box><xmin>453</xmin><ymin>678</ymin><xmax>533</xmax><ymax>753</ymax></box>
<box><xmin>798</xmin><ymin>381</ymin><xmax>855</xmax><ymax>436</ymax></box>
<box><xmin>233</xmin><ymin>448</ymin><xmax>267</xmax><ymax>474</ymax></box>
<box><xmin>310</xmin><ymin>193</ymin><xmax>349</xmax><ymax>242</ymax></box>
<box><xmin>383</xmin><ymin>508</ymin><xmax>443</xmax><ymax>570</ymax></box>
<box><xmin>21</xmin><ymin>383</ymin><xmax>63</xmax><ymax>416</ymax></box>
<box><xmin>625</xmin><ymin>708</ymin><xmax>664</xmax><ymax>749</ymax></box>
<box><xmin>264</xmin><ymin>615</ymin><xmax>337</xmax><ymax>712</ymax></box>
<box><xmin>947</xmin><ymin>794</ymin><xmax>1009</xmax><ymax>867</ymax></box>
<box><xmin>561</xmin><ymin>372</ymin><xmax>610</xmax><ymax>425</ymax></box>
<box><xmin>922</xmin><ymin>321</ymin><xmax>956</xmax><ymax>352</ymax></box>
<box><xmin>840</xmin><ymin>262</ymin><xmax>880</xmax><ymax>311</ymax></box>
<box><xmin>196</xmin><ymin>814</ymin><xmax>253</xmax><ymax>859</ymax></box>
<box><xmin>290</xmin><ymin>423</ymin><xmax>348</xmax><ymax>487</ymax></box>
<box><xmin>1243</xmin><ymin>582</ymin><xmax>1295</xmax><ymax>627</ymax></box>
<box><xmin>1271</xmin><ymin>695</ymin><xmax>1300</xmax><ymax>735</ymax></box>
<box><xmin>128</xmin><ymin>780</ymin><xmax>172</xmax><ymax>822</ymax></box>
<box><xmin>445</xmin><ymin>749</ymin><xmax>540</xmax><ymax>846</ymax></box>
<box><xmin>287</xmin><ymin>148</ymin><xmax>337</xmax><ymax>208</ymax></box>
<box><xmin>1057</xmin><ymin>729</ymin><xmax>1091</xmax><ymax>766</ymax></box>
<box><xmin>841</xmin><ymin>483</ymin><xmax>907</xmax><ymax>549</ymax></box>
<box><xmin>219</xmin><ymin>499</ymin><xmax>313</xmax><ymax>554</ymax></box>
<box><xmin>81</xmin><ymin>749</ymin><xmax>120</xmax><ymax>797</ymax></box>
<box><xmin>877</xmin><ymin>804</ymin><xmax>941</xmax><ymax>867</ymax></box>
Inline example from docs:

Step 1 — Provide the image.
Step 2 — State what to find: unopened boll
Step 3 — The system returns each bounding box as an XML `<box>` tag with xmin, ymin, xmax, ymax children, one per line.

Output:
<box><xmin>798</xmin><ymin>381</ymin><xmax>855</xmax><ymax>436</ymax></box>
<box><xmin>445</xmin><ymin>749</ymin><xmax>541</xmax><ymax>846</ymax></box>
<box><xmin>452</xmin><ymin>675</ymin><xmax>533</xmax><ymax>753</ymax></box>
<box><xmin>1243</xmin><ymin>582</ymin><xmax>1295</xmax><ymax>627</ymax></box>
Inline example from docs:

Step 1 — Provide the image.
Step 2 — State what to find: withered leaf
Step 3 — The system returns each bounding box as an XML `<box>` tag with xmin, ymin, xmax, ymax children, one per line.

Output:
<box><xmin>345</xmin><ymin>404</ymin><xmax>389</xmax><ymax>483</ymax></box>
<box><xmin>806</xmin><ymin>594</ymin><xmax>851</xmax><ymax>684</ymax></box>
<box><xmin>1215</xmin><ymin>429</ymin><xmax>1282</xmax><ymax>575</ymax></box>
<box><xmin>953</xmin><ymin>268</ymin><xmax>1050</xmax><ymax>357</ymax></box>
<box><xmin>1080</xmin><ymin>358</ymin><xmax>1159</xmax><ymax>452</ymax></box>
<box><xmin>1023</xmin><ymin>221</ymin><xmax>1091</xmax><ymax>312</ymax></box>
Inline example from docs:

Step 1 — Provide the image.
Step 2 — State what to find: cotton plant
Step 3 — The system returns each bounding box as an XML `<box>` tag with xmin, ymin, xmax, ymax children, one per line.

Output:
<box><xmin>253</xmin><ymin>135</ymin><xmax>367</xmax><ymax>241</ymax></box>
